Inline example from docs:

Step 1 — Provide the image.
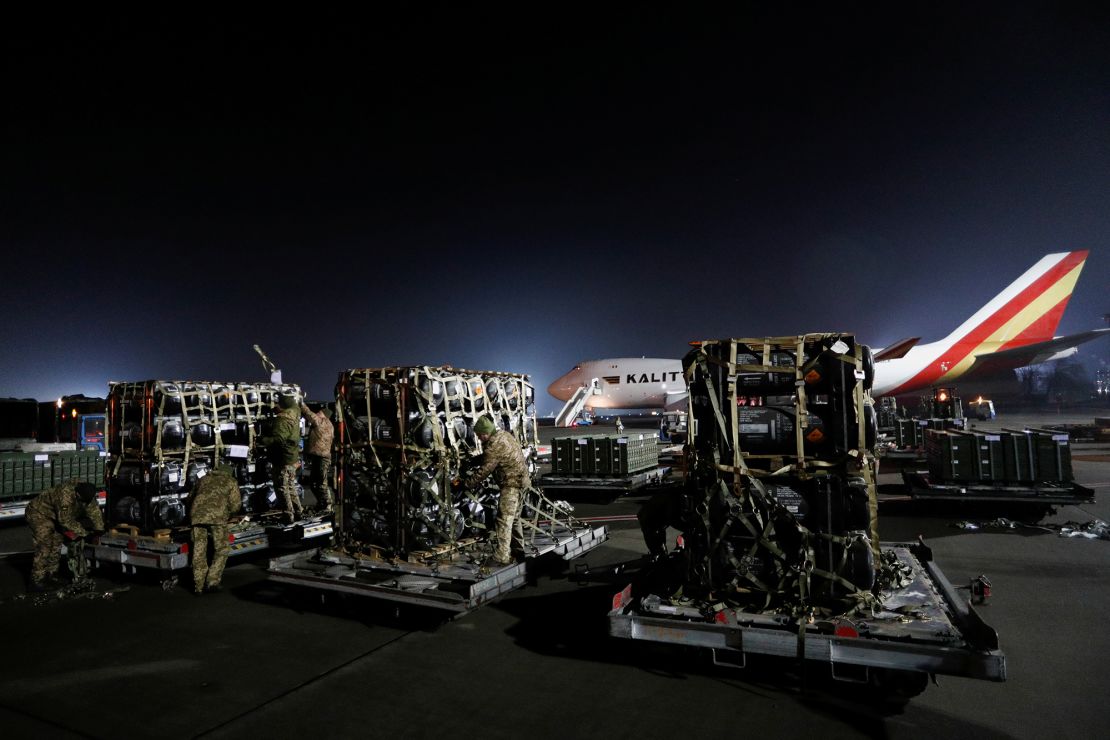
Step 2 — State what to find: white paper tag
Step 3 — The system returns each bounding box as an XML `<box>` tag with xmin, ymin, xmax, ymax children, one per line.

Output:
<box><xmin>247</xmin><ymin>463</ymin><xmax>256</xmax><ymax>473</ymax></box>
<box><xmin>228</xmin><ymin>445</ymin><xmax>250</xmax><ymax>458</ymax></box>
<box><xmin>830</xmin><ymin>340</ymin><xmax>849</xmax><ymax>354</ymax></box>
<box><xmin>578</xmin><ymin>439</ymin><xmax>588</xmax><ymax>445</ymax></box>
<box><xmin>99</xmin><ymin>451</ymin><xmax>107</xmax><ymax>457</ymax></box>
<box><xmin>167</xmin><ymin>472</ymin><xmax>179</xmax><ymax>483</ymax></box>
<box><xmin>196</xmin><ymin>469</ymin><xmax>207</xmax><ymax>478</ymax></box>
<box><xmin>34</xmin><ymin>454</ymin><xmax>48</xmax><ymax>462</ymax></box>
<box><xmin>220</xmin><ymin>422</ymin><xmax>236</xmax><ymax>432</ymax></box>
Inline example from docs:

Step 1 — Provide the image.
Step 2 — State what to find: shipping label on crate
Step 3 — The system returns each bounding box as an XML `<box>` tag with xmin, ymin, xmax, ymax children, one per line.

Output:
<box><xmin>228</xmin><ymin>445</ymin><xmax>250</xmax><ymax>458</ymax></box>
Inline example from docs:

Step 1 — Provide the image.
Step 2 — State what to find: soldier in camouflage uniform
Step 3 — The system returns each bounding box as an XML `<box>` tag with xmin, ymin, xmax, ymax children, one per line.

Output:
<box><xmin>25</xmin><ymin>481</ymin><xmax>103</xmax><ymax>590</ymax></box>
<box><xmin>300</xmin><ymin>401</ymin><xmax>334</xmax><ymax>513</ymax></box>
<box><xmin>466</xmin><ymin>415</ymin><xmax>530</xmax><ymax>567</ymax></box>
<box><xmin>259</xmin><ymin>394</ymin><xmax>303</xmax><ymax>523</ymax></box>
<box><xmin>190</xmin><ymin>464</ymin><xmax>242</xmax><ymax>594</ymax></box>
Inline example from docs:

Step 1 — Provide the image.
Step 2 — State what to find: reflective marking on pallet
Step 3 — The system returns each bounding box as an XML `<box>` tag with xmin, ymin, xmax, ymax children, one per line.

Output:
<box><xmin>0</xmin><ymin>505</ymin><xmax>27</xmax><ymax>519</ymax></box>
<box><xmin>301</xmin><ymin>524</ymin><xmax>334</xmax><ymax>539</ymax></box>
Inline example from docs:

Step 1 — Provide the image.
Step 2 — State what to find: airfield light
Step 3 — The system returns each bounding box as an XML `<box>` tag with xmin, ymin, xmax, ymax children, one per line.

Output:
<box><xmin>71</xmin><ymin>409</ymin><xmax>77</xmax><ymax>418</ymax></box>
<box><xmin>56</xmin><ymin>398</ymin><xmax>63</xmax><ymax>408</ymax></box>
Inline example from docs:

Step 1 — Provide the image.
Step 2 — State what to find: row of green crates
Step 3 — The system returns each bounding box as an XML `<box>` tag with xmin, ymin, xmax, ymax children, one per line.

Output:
<box><xmin>0</xmin><ymin>449</ymin><xmax>106</xmax><ymax>500</ymax></box>
<box><xmin>551</xmin><ymin>434</ymin><xmax>659</xmax><ymax>477</ymax></box>
<box><xmin>894</xmin><ymin>417</ymin><xmax>967</xmax><ymax>448</ymax></box>
<box><xmin>925</xmin><ymin>428</ymin><xmax>1072</xmax><ymax>484</ymax></box>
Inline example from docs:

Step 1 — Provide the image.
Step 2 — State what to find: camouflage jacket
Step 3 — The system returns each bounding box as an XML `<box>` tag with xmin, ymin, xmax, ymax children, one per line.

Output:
<box><xmin>26</xmin><ymin>481</ymin><xmax>104</xmax><ymax>536</ymax></box>
<box><xmin>469</xmin><ymin>429</ymin><xmax>530</xmax><ymax>489</ymax></box>
<box><xmin>259</xmin><ymin>406</ymin><xmax>301</xmax><ymax>466</ymax></box>
<box><xmin>301</xmin><ymin>404</ymin><xmax>334</xmax><ymax>458</ymax></box>
<box><xmin>190</xmin><ymin>470</ymin><xmax>241</xmax><ymax>525</ymax></box>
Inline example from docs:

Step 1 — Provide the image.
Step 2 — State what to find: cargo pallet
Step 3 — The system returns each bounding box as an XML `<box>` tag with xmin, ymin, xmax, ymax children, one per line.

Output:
<box><xmin>268</xmin><ymin>521</ymin><xmax>608</xmax><ymax>613</ymax></box>
<box><xmin>538</xmin><ymin>465</ymin><xmax>672</xmax><ymax>495</ymax></box>
<box><xmin>901</xmin><ymin>470</ymin><xmax>1095</xmax><ymax>506</ymax></box>
<box><xmin>610</xmin><ymin>542</ymin><xmax>1006</xmax><ymax>692</ymax></box>
<box><xmin>89</xmin><ymin>515</ymin><xmax>334</xmax><ymax>584</ymax></box>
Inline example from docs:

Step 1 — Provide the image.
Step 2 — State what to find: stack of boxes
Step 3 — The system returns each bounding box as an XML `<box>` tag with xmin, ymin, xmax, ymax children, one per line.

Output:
<box><xmin>1</xmin><ymin>448</ymin><xmax>106</xmax><ymax>509</ymax></box>
<box><xmin>551</xmin><ymin>434</ymin><xmax>659</xmax><ymax>477</ymax></box>
<box><xmin>924</xmin><ymin>427</ymin><xmax>1073</xmax><ymax>484</ymax></box>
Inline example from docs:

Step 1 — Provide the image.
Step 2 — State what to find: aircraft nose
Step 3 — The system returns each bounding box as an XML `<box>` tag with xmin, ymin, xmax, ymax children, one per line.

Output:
<box><xmin>547</xmin><ymin>371</ymin><xmax>576</xmax><ymax>400</ymax></box>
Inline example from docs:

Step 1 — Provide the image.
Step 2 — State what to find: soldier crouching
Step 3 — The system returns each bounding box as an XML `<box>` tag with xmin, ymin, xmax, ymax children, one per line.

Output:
<box><xmin>26</xmin><ymin>480</ymin><xmax>103</xmax><ymax>591</ymax></box>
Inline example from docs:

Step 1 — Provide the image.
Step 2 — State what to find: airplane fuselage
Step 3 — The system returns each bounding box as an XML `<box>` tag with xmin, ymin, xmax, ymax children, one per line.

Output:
<box><xmin>549</xmin><ymin>252</ymin><xmax>1102</xmax><ymax>410</ymax></box>
<box><xmin>547</xmin><ymin>358</ymin><xmax>684</xmax><ymax>410</ymax></box>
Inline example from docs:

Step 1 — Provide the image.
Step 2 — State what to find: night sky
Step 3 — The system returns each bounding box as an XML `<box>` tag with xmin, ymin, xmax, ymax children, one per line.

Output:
<box><xmin>3</xmin><ymin>5</ymin><xmax>1108</xmax><ymax>413</ymax></box>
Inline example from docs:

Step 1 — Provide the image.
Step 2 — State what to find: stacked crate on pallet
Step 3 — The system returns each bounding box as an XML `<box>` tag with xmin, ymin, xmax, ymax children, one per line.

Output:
<box><xmin>106</xmin><ymin>380</ymin><xmax>305</xmax><ymax>534</ymax></box>
<box><xmin>550</xmin><ymin>434</ymin><xmax>659</xmax><ymax>477</ymax></box>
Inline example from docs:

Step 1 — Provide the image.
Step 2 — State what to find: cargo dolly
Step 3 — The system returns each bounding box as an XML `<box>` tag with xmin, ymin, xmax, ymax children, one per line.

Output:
<box><xmin>268</xmin><ymin>521</ymin><xmax>608</xmax><ymax>614</ymax></box>
<box><xmin>538</xmin><ymin>465</ymin><xmax>672</xmax><ymax>495</ymax></box>
<box><xmin>89</xmin><ymin>514</ymin><xmax>334</xmax><ymax>588</ymax></box>
<box><xmin>609</xmin><ymin>541</ymin><xmax>1006</xmax><ymax>696</ymax></box>
<box><xmin>901</xmin><ymin>470</ymin><xmax>1095</xmax><ymax>506</ymax></box>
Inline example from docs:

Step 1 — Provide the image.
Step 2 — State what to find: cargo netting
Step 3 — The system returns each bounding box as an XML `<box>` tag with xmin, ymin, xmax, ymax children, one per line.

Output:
<box><xmin>106</xmin><ymin>380</ymin><xmax>305</xmax><ymax>532</ymax></box>
<box><xmin>336</xmin><ymin>365</ymin><xmax>580</xmax><ymax>560</ymax></box>
<box><xmin>672</xmin><ymin>334</ymin><xmax>886</xmax><ymax>616</ymax></box>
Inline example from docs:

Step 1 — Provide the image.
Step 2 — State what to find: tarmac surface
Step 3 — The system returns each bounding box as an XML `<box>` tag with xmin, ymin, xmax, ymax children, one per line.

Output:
<box><xmin>1</xmin><ymin>411</ymin><xmax>1108</xmax><ymax>739</ymax></box>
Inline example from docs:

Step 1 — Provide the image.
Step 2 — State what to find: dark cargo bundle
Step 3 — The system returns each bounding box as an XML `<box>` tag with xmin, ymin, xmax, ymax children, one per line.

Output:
<box><xmin>679</xmin><ymin>334</ymin><xmax>880</xmax><ymax>608</ymax></box>
<box><xmin>336</xmin><ymin>366</ymin><xmax>578</xmax><ymax>559</ymax></box>
<box><xmin>106</xmin><ymin>380</ymin><xmax>305</xmax><ymax>532</ymax></box>
<box><xmin>551</xmin><ymin>433</ymin><xmax>659</xmax><ymax>476</ymax></box>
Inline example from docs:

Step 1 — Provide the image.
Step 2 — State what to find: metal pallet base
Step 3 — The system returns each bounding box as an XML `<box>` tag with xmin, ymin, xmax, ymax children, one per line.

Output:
<box><xmin>268</xmin><ymin>522</ymin><xmax>608</xmax><ymax>613</ymax></box>
<box><xmin>539</xmin><ymin>467</ymin><xmax>671</xmax><ymax>494</ymax></box>
<box><xmin>90</xmin><ymin>515</ymin><xmax>334</xmax><ymax>573</ymax></box>
<box><xmin>609</xmin><ymin>544</ymin><xmax>1006</xmax><ymax>682</ymax></box>
<box><xmin>902</xmin><ymin>471</ymin><xmax>1095</xmax><ymax>505</ymax></box>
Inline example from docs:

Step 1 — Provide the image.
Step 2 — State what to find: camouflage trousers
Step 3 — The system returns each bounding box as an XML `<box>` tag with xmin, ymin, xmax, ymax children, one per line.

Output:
<box><xmin>27</xmin><ymin>512</ymin><xmax>63</xmax><ymax>584</ymax></box>
<box><xmin>307</xmin><ymin>454</ymin><xmax>334</xmax><ymax>510</ymax></box>
<box><xmin>494</xmin><ymin>487</ymin><xmax>526</xmax><ymax>562</ymax></box>
<box><xmin>280</xmin><ymin>464</ymin><xmax>303</xmax><ymax>521</ymax></box>
<box><xmin>192</xmin><ymin>524</ymin><xmax>231</xmax><ymax>592</ymax></box>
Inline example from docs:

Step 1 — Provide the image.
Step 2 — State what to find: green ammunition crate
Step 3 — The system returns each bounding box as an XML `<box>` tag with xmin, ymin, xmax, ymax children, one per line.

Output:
<box><xmin>609</xmin><ymin>434</ymin><xmax>659</xmax><ymax>475</ymax></box>
<box><xmin>1026</xmin><ymin>428</ymin><xmax>1073</xmax><ymax>483</ymax></box>
<box><xmin>1000</xmin><ymin>430</ymin><xmax>1036</xmax><ymax>482</ymax></box>
<box><xmin>551</xmin><ymin>434</ymin><xmax>659</xmax><ymax>477</ymax></box>
<box><xmin>1</xmin><ymin>449</ymin><xmax>105</xmax><ymax>504</ymax></box>
<box><xmin>956</xmin><ymin>430</ymin><xmax>1004</xmax><ymax>482</ymax></box>
<box><xmin>570</xmin><ymin>436</ymin><xmax>595</xmax><ymax>475</ymax></box>
<box><xmin>925</xmin><ymin>430</ymin><xmax>975</xmax><ymax>482</ymax></box>
<box><xmin>551</xmin><ymin>438</ymin><xmax>576</xmax><ymax>475</ymax></box>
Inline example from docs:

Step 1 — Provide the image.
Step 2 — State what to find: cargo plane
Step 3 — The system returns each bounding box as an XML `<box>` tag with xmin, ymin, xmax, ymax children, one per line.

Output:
<box><xmin>548</xmin><ymin>251</ymin><xmax>1108</xmax><ymax>420</ymax></box>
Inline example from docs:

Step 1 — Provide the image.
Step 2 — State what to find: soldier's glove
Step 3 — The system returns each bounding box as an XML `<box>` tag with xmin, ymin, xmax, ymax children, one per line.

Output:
<box><xmin>63</xmin><ymin>530</ymin><xmax>78</xmax><ymax>541</ymax></box>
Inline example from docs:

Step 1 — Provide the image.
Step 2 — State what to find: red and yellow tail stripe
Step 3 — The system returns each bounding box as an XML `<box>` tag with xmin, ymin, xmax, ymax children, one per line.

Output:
<box><xmin>887</xmin><ymin>250</ymin><xmax>1087</xmax><ymax>394</ymax></box>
